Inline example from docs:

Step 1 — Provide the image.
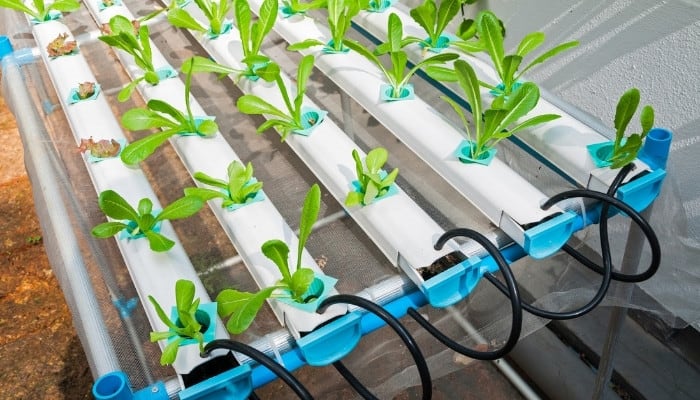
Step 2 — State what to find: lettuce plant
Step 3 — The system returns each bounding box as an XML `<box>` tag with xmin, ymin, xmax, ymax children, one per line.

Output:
<box><xmin>476</xmin><ymin>10</ymin><xmax>578</xmax><ymax>98</ymax></box>
<box><xmin>236</xmin><ymin>55</ymin><xmax>320</xmax><ymax>140</ymax></box>
<box><xmin>407</xmin><ymin>0</ymin><xmax>459</xmax><ymax>50</ymax></box>
<box><xmin>0</xmin><ymin>0</ymin><xmax>80</xmax><ymax>22</ymax></box>
<box><xmin>234</xmin><ymin>0</ymin><xmax>278</xmax><ymax>78</ymax></box>
<box><xmin>343</xmin><ymin>13</ymin><xmax>458</xmax><ymax>99</ymax></box>
<box><xmin>91</xmin><ymin>190</ymin><xmax>204</xmax><ymax>252</ymax></box>
<box><xmin>431</xmin><ymin>59</ymin><xmax>560</xmax><ymax>162</ymax></box>
<box><xmin>345</xmin><ymin>147</ymin><xmax>398</xmax><ymax>206</ymax></box>
<box><xmin>119</xmin><ymin>56</ymin><xmax>220</xmax><ymax>165</ymax></box>
<box><xmin>99</xmin><ymin>15</ymin><xmax>164</xmax><ymax>102</ymax></box>
<box><xmin>166</xmin><ymin>0</ymin><xmax>232</xmax><ymax>37</ymax></box>
<box><xmin>184</xmin><ymin>160</ymin><xmax>263</xmax><ymax>208</ymax></box>
<box><xmin>280</xmin><ymin>0</ymin><xmax>326</xmax><ymax>16</ymax></box>
<box><xmin>148</xmin><ymin>280</ymin><xmax>208</xmax><ymax>365</ymax></box>
<box><xmin>287</xmin><ymin>0</ymin><xmax>368</xmax><ymax>53</ymax></box>
<box><xmin>606</xmin><ymin>88</ymin><xmax>654</xmax><ymax>169</ymax></box>
<box><xmin>46</xmin><ymin>33</ymin><xmax>77</xmax><ymax>57</ymax></box>
<box><xmin>216</xmin><ymin>184</ymin><xmax>322</xmax><ymax>334</ymax></box>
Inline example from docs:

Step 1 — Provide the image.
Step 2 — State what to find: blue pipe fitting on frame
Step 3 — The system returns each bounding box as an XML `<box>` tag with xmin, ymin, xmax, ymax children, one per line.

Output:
<box><xmin>92</xmin><ymin>371</ymin><xmax>168</xmax><ymax>400</ymax></box>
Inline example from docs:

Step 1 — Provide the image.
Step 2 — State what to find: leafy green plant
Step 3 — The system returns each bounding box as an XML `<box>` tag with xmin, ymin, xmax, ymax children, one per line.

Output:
<box><xmin>287</xmin><ymin>0</ymin><xmax>368</xmax><ymax>53</ymax></box>
<box><xmin>280</xmin><ymin>0</ymin><xmax>326</xmax><ymax>16</ymax></box>
<box><xmin>0</xmin><ymin>0</ymin><xmax>80</xmax><ymax>22</ymax></box>
<box><xmin>431</xmin><ymin>59</ymin><xmax>560</xmax><ymax>161</ymax></box>
<box><xmin>166</xmin><ymin>0</ymin><xmax>232</xmax><ymax>37</ymax></box>
<box><xmin>91</xmin><ymin>190</ymin><xmax>204</xmax><ymax>252</ymax></box>
<box><xmin>605</xmin><ymin>88</ymin><xmax>654</xmax><ymax>169</ymax></box>
<box><xmin>236</xmin><ymin>55</ymin><xmax>321</xmax><ymax>140</ymax></box>
<box><xmin>184</xmin><ymin>160</ymin><xmax>263</xmax><ymax>208</ymax></box>
<box><xmin>148</xmin><ymin>279</ymin><xmax>209</xmax><ymax>365</ymax></box>
<box><xmin>343</xmin><ymin>13</ymin><xmax>459</xmax><ymax>99</ymax></box>
<box><xmin>216</xmin><ymin>184</ymin><xmax>322</xmax><ymax>334</ymax></box>
<box><xmin>346</xmin><ymin>147</ymin><xmax>398</xmax><ymax>206</ymax></box>
<box><xmin>407</xmin><ymin>0</ymin><xmax>459</xmax><ymax>50</ymax></box>
<box><xmin>99</xmin><ymin>15</ymin><xmax>164</xmax><ymax>102</ymax></box>
<box><xmin>119</xmin><ymin>56</ymin><xmax>220</xmax><ymax>165</ymax></box>
<box><xmin>475</xmin><ymin>10</ymin><xmax>578</xmax><ymax>98</ymax></box>
<box><xmin>234</xmin><ymin>0</ymin><xmax>278</xmax><ymax>78</ymax></box>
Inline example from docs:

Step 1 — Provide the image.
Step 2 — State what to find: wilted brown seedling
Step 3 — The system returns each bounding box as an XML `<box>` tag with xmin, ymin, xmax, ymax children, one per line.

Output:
<box><xmin>78</xmin><ymin>137</ymin><xmax>121</xmax><ymax>158</ymax></box>
<box><xmin>47</xmin><ymin>33</ymin><xmax>77</xmax><ymax>57</ymax></box>
<box><xmin>77</xmin><ymin>82</ymin><xmax>96</xmax><ymax>99</ymax></box>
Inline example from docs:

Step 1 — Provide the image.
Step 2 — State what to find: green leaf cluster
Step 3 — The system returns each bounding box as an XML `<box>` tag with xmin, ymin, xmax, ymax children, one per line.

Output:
<box><xmin>0</xmin><ymin>0</ymin><xmax>79</xmax><ymax>22</ymax></box>
<box><xmin>236</xmin><ymin>55</ymin><xmax>318</xmax><ymax>140</ymax></box>
<box><xmin>120</xmin><ymin>57</ymin><xmax>221</xmax><ymax>165</ymax></box>
<box><xmin>608</xmin><ymin>88</ymin><xmax>654</xmax><ymax>169</ymax></box>
<box><xmin>185</xmin><ymin>160</ymin><xmax>263</xmax><ymax>207</ymax></box>
<box><xmin>475</xmin><ymin>10</ymin><xmax>578</xmax><ymax>97</ymax></box>
<box><xmin>91</xmin><ymin>190</ymin><xmax>204</xmax><ymax>252</ymax></box>
<box><xmin>217</xmin><ymin>184</ymin><xmax>322</xmax><ymax>334</ymax></box>
<box><xmin>281</xmin><ymin>0</ymin><xmax>326</xmax><ymax>16</ymax></box>
<box><xmin>343</xmin><ymin>13</ymin><xmax>459</xmax><ymax>99</ymax></box>
<box><xmin>148</xmin><ymin>280</ymin><xmax>207</xmax><ymax>365</ymax></box>
<box><xmin>166</xmin><ymin>0</ymin><xmax>232</xmax><ymax>36</ymax></box>
<box><xmin>235</xmin><ymin>0</ymin><xmax>277</xmax><ymax>75</ymax></box>
<box><xmin>408</xmin><ymin>0</ymin><xmax>459</xmax><ymax>49</ymax></box>
<box><xmin>345</xmin><ymin>147</ymin><xmax>398</xmax><ymax>206</ymax></box>
<box><xmin>432</xmin><ymin>60</ymin><xmax>560</xmax><ymax>161</ymax></box>
<box><xmin>99</xmin><ymin>15</ymin><xmax>160</xmax><ymax>102</ymax></box>
<box><xmin>287</xmin><ymin>0</ymin><xmax>368</xmax><ymax>53</ymax></box>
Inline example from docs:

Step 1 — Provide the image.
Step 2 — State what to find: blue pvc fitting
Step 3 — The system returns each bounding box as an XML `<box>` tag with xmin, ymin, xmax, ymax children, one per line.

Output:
<box><xmin>639</xmin><ymin>127</ymin><xmax>673</xmax><ymax>170</ymax></box>
<box><xmin>0</xmin><ymin>36</ymin><xmax>13</xmax><ymax>60</ymax></box>
<box><xmin>92</xmin><ymin>371</ymin><xmax>168</xmax><ymax>400</ymax></box>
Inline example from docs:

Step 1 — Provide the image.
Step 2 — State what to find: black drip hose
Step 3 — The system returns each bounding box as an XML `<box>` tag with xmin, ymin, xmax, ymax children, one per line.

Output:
<box><xmin>318</xmin><ymin>294</ymin><xmax>432</xmax><ymax>400</ymax></box>
<box><xmin>201</xmin><ymin>339</ymin><xmax>314</xmax><ymax>400</ymax></box>
<box><xmin>407</xmin><ymin>228</ymin><xmax>523</xmax><ymax>360</ymax></box>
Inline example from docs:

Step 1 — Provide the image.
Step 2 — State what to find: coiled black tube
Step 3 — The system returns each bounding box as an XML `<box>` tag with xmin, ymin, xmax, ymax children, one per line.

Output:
<box><xmin>318</xmin><ymin>294</ymin><xmax>432</xmax><ymax>400</ymax></box>
<box><xmin>201</xmin><ymin>339</ymin><xmax>313</xmax><ymax>400</ymax></box>
<box><xmin>407</xmin><ymin>228</ymin><xmax>523</xmax><ymax>360</ymax></box>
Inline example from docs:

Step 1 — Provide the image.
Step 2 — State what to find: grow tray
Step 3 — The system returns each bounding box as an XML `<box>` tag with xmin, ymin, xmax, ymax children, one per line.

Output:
<box><xmin>0</xmin><ymin>0</ymin><xmax>669</xmax><ymax>399</ymax></box>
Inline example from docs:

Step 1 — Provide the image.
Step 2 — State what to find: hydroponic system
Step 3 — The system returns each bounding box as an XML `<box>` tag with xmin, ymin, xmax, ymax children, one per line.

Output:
<box><xmin>0</xmin><ymin>0</ymin><xmax>691</xmax><ymax>399</ymax></box>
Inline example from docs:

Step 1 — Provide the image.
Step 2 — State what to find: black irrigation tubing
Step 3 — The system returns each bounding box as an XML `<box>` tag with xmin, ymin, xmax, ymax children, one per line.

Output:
<box><xmin>201</xmin><ymin>339</ymin><xmax>314</xmax><ymax>400</ymax></box>
<box><xmin>318</xmin><ymin>294</ymin><xmax>433</xmax><ymax>400</ymax></box>
<box><xmin>407</xmin><ymin>228</ymin><xmax>524</xmax><ymax>361</ymax></box>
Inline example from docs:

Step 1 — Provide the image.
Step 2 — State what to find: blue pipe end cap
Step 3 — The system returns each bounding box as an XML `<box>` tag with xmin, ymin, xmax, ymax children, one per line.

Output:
<box><xmin>179</xmin><ymin>364</ymin><xmax>253</xmax><ymax>400</ymax></box>
<box><xmin>93</xmin><ymin>371</ymin><xmax>167</xmax><ymax>400</ymax></box>
<box><xmin>639</xmin><ymin>128</ymin><xmax>673</xmax><ymax>170</ymax></box>
<box><xmin>297</xmin><ymin>312</ymin><xmax>362</xmax><ymax>366</ymax></box>
<box><xmin>524</xmin><ymin>211</ymin><xmax>577</xmax><ymax>260</ymax></box>
<box><xmin>423</xmin><ymin>256</ymin><xmax>483</xmax><ymax>308</ymax></box>
<box><xmin>0</xmin><ymin>36</ymin><xmax>13</xmax><ymax>60</ymax></box>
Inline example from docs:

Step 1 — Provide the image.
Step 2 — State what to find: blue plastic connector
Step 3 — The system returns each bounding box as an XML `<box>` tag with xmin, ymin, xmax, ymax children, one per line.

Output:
<box><xmin>297</xmin><ymin>312</ymin><xmax>362</xmax><ymax>366</ymax></box>
<box><xmin>616</xmin><ymin>168</ymin><xmax>666</xmax><ymax>212</ymax></box>
<box><xmin>422</xmin><ymin>256</ymin><xmax>483</xmax><ymax>308</ymax></box>
<box><xmin>638</xmin><ymin>127</ymin><xmax>673</xmax><ymax>170</ymax></box>
<box><xmin>523</xmin><ymin>211</ymin><xmax>577</xmax><ymax>259</ymax></box>
<box><xmin>92</xmin><ymin>371</ymin><xmax>168</xmax><ymax>400</ymax></box>
<box><xmin>179</xmin><ymin>364</ymin><xmax>253</xmax><ymax>400</ymax></box>
<box><xmin>0</xmin><ymin>36</ymin><xmax>13</xmax><ymax>60</ymax></box>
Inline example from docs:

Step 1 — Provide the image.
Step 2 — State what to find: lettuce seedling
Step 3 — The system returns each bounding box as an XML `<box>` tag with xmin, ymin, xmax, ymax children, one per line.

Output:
<box><xmin>606</xmin><ymin>88</ymin><xmax>654</xmax><ymax>169</ymax></box>
<box><xmin>234</xmin><ymin>0</ymin><xmax>278</xmax><ymax>78</ymax></box>
<box><xmin>166</xmin><ymin>0</ymin><xmax>232</xmax><ymax>37</ymax></box>
<box><xmin>433</xmin><ymin>59</ymin><xmax>560</xmax><ymax>161</ymax></box>
<box><xmin>216</xmin><ymin>184</ymin><xmax>322</xmax><ymax>334</ymax></box>
<box><xmin>280</xmin><ymin>0</ymin><xmax>326</xmax><ymax>16</ymax></box>
<box><xmin>343</xmin><ymin>13</ymin><xmax>459</xmax><ymax>99</ymax></box>
<box><xmin>345</xmin><ymin>147</ymin><xmax>398</xmax><ymax>206</ymax></box>
<box><xmin>407</xmin><ymin>0</ymin><xmax>459</xmax><ymax>50</ymax></box>
<box><xmin>0</xmin><ymin>0</ymin><xmax>80</xmax><ymax>22</ymax></box>
<box><xmin>287</xmin><ymin>0</ymin><xmax>368</xmax><ymax>53</ymax></box>
<box><xmin>91</xmin><ymin>189</ymin><xmax>204</xmax><ymax>252</ymax></box>
<box><xmin>476</xmin><ymin>10</ymin><xmax>578</xmax><ymax>98</ymax></box>
<box><xmin>184</xmin><ymin>160</ymin><xmax>263</xmax><ymax>208</ymax></box>
<box><xmin>119</xmin><ymin>56</ymin><xmax>220</xmax><ymax>165</ymax></box>
<box><xmin>46</xmin><ymin>33</ymin><xmax>77</xmax><ymax>57</ymax></box>
<box><xmin>236</xmin><ymin>55</ymin><xmax>320</xmax><ymax>140</ymax></box>
<box><xmin>148</xmin><ymin>279</ymin><xmax>208</xmax><ymax>365</ymax></box>
<box><xmin>99</xmin><ymin>15</ymin><xmax>164</xmax><ymax>102</ymax></box>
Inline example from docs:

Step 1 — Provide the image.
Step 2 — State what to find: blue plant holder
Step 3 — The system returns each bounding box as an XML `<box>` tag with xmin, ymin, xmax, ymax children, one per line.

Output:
<box><xmin>454</xmin><ymin>140</ymin><xmax>497</xmax><ymax>165</ymax></box>
<box><xmin>322</xmin><ymin>39</ymin><xmax>350</xmax><ymax>54</ymax></box>
<box><xmin>380</xmin><ymin>83</ymin><xmax>415</xmax><ymax>102</ymax></box>
<box><xmin>292</xmin><ymin>107</ymin><xmax>327</xmax><ymax>136</ymax></box>
<box><xmin>155</xmin><ymin>66</ymin><xmax>178</xmax><ymax>82</ymax></box>
<box><xmin>366</xmin><ymin>0</ymin><xmax>395</xmax><ymax>13</ymax></box>
<box><xmin>85</xmin><ymin>138</ymin><xmax>127</xmax><ymax>164</ymax></box>
<box><xmin>276</xmin><ymin>274</ymin><xmax>338</xmax><ymax>312</ymax></box>
<box><xmin>223</xmin><ymin>178</ymin><xmax>266</xmax><ymax>211</ymax></box>
<box><xmin>489</xmin><ymin>81</ymin><xmax>523</xmax><ymax>98</ymax></box>
<box><xmin>167</xmin><ymin>302</ymin><xmax>218</xmax><ymax>347</ymax></box>
<box><xmin>97</xmin><ymin>0</ymin><xmax>122</xmax><ymax>11</ymax></box>
<box><xmin>279</xmin><ymin>5</ymin><xmax>305</xmax><ymax>18</ymax></box>
<box><xmin>177</xmin><ymin>116</ymin><xmax>217</xmax><ymax>137</ymax></box>
<box><xmin>205</xmin><ymin>20</ymin><xmax>233</xmax><ymax>40</ymax></box>
<box><xmin>118</xmin><ymin>211</ymin><xmax>161</xmax><ymax>240</ymax></box>
<box><xmin>349</xmin><ymin>172</ymin><xmax>399</xmax><ymax>206</ymax></box>
<box><xmin>243</xmin><ymin>61</ymin><xmax>271</xmax><ymax>82</ymax></box>
<box><xmin>67</xmin><ymin>83</ymin><xmax>101</xmax><ymax>104</ymax></box>
<box><xmin>418</xmin><ymin>34</ymin><xmax>456</xmax><ymax>54</ymax></box>
<box><xmin>586</xmin><ymin>141</ymin><xmax>615</xmax><ymax>168</ymax></box>
<box><xmin>31</xmin><ymin>10</ymin><xmax>62</xmax><ymax>25</ymax></box>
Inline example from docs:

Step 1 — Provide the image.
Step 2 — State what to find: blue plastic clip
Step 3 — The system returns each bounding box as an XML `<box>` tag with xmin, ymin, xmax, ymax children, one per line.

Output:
<box><xmin>92</xmin><ymin>371</ymin><xmax>168</xmax><ymax>400</ymax></box>
<box><xmin>297</xmin><ymin>312</ymin><xmax>362</xmax><ymax>366</ymax></box>
<box><xmin>422</xmin><ymin>255</ymin><xmax>484</xmax><ymax>308</ymax></box>
<box><xmin>616</xmin><ymin>168</ymin><xmax>666</xmax><ymax>213</ymax></box>
<box><xmin>112</xmin><ymin>297</ymin><xmax>138</xmax><ymax>318</ymax></box>
<box><xmin>523</xmin><ymin>211</ymin><xmax>577</xmax><ymax>260</ymax></box>
<box><xmin>179</xmin><ymin>364</ymin><xmax>253</xmax><ymax>400</ymax></box>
